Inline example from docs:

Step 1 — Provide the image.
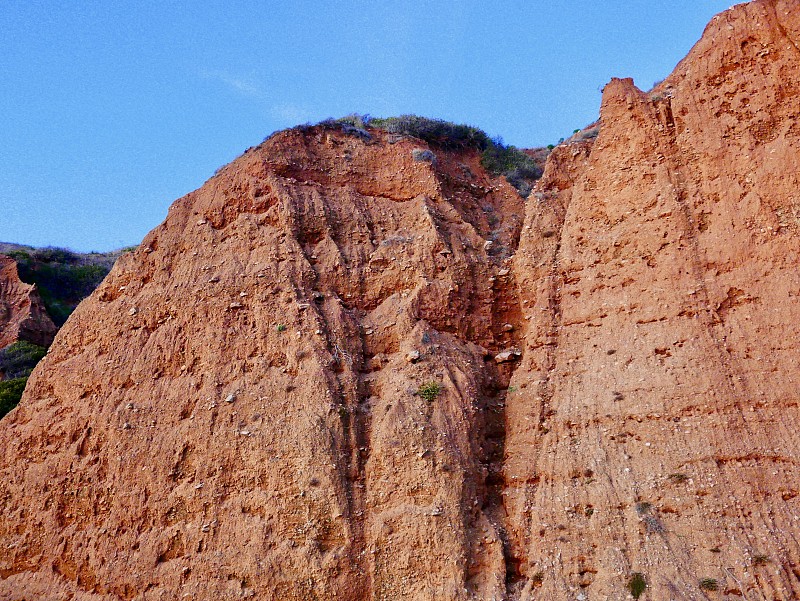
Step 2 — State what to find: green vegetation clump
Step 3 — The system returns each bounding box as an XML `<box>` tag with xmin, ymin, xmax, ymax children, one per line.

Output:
<box><xmin>312</xmin><ymin>114</ymin><xmax>543</xmax><ymax>197</ymax></box>
<box><xmin>8</xmin><ymin>247</ymin><xmax>115</xmax><ymax>326</ymax></box>
<box><xmin>371</xmin><ymin>115</ymin><xmax>490</xmax><ymax>150</ymax></box>
<box><xmin>0</xmin><ymin>341</ymin><xmax>46</xmax><ymax>380</ymax></box>
<box><xmin>411</xmin><ymin>148</ymin><xmax>436</xmax><ymax>163</ymax></box>
<box><xmin>699</xmin><ymin>578</ymin><xmax>718</xmax><ymax>591</ymax></box>
<box><xmin>0</xmin><ymin>377</ymin><xmax>27</xmax><ymax>419</ymax></box>
<box><xmin>0</xmin><ymin>339</ymin><xmax>47</xmax><ymax>419</ymax></box>
<box><xmin>417</xmin><ymin>381</ymin><xmax>442</xmax><ymax>403</ymax></box>
<box><xmin>480</xmin><ymin>139</ymin><xmax>542</xmax><ymax>197</ymax></box>
<box><xmin>371</xmin><ymin>115</ymin><xmax>541</xmax><ymax>196</ymax></box>
<box><xmin>309</xmin><ymin>114</ymin><xmax>373</xmax><ymax>141</ymax></box>
<box><xmin>628</xmin><ymin>573</ymin><xmax>647</xmax><ymax>599</ymax></box>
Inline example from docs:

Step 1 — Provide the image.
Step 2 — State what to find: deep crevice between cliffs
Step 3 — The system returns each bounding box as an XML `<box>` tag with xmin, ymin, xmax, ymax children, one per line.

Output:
<box><xmin>285</xmin><ymin>132</ymin><xmax>533</xmax><ymax>597</ymax></box>
<box><xmin>472</xmin><ymin>181</ymin><xmax>529</xmax><ymax>597</ymax></box>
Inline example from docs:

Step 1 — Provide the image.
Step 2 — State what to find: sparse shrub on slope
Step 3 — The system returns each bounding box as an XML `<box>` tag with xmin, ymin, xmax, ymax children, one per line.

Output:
<box><xmin>370</xmin><ymin>115</ymin><xmax>542</xmax><ymax>196</ymax></box>
<box><xmin>627</xmin><ymin>572</ymin><xmax>647</xmax><ymax>599</ymax></box>
<box><xmin>418</xmin><ymin>381</ymin><xmax>442</xmax><ymax>402</ymax></box>
<box><xmin>292</xmin><ymin>114</ymin><xmax>543</xmax><ymax>196</ymax></box>
<box><xmin>480</xmin><ymin>138</ymin><xmax>542</xmax><ymax>198</ymax></box>
<box><xmin>411</xmin><ymin>148</ymin><xmax>436</xmax><ymax>163</ymax></box>
<box><xmin>310</xmin><ymin>114</ymin><xmax>373</xmax><ymax>141</ymax></box>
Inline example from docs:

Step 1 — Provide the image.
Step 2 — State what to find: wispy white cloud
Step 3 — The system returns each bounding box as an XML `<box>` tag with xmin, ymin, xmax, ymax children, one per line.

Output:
<box><xmin>199</xmin><ymin>70</ymin><xmax>314</xmax><ymax>126</ymax></box>
<box><xmin>270</xmin><ymin>102</ymin><xmax>312</xmax><ymax>125</ymax></box>
<box><xmin>200</xmin><ymin>69</ymin><xmax>264</xmax><ymax>98</ymax></box>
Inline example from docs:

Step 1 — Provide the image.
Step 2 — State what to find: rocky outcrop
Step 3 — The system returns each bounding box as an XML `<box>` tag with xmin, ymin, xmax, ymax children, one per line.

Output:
<box><xmin>506</xmin><ymin>1</ymin><xmax>800</xmax><ymax>598</ymax></box>
<box><xmin>0</xmin><ymin>255</ymin><xmax>57</xmax><ymax>349</ymax></box>
<box><xmin>2</xmin><ymin>1</ymin><xmax>800</xmax><ymax>599</ymax></box>
<box><xmin>0</xmin><ymin>127</ymin><xmax>527</xmax><ymax>600</ymax></box>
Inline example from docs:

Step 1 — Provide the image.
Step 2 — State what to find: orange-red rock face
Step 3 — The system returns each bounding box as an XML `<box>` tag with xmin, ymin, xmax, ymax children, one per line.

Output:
<box><xmin>0</xmin><ymin>129</ymin><xmax>526</xmax><ymax>600</ymax></box>
<box><xmin>2</xmin><ymin>1</ymin><xmax>800</xmax><ymax>600</ymax></box>
<box><xmin>507</xmin><ymin>1</ymin><xmax>800</xmax><ymax>598</ymax></box>
<box><xmin>0</xmin><ymin>255</ymin><xmax>56</xmax><ymax>350</ymax></box>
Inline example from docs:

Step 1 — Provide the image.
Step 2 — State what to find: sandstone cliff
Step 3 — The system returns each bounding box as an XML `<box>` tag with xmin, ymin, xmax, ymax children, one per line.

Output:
<box><xmin>2</xmin><ymin>1</ymin><xmax>800</xmax><ymax>600</ymax></box>
<box><xmin>0</xmin><ymin>255</ymin><xmax>57</xmax><ymax>349</ymax></box>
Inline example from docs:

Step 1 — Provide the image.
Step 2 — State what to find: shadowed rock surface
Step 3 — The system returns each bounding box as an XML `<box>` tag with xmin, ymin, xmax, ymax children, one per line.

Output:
<box><xmin>2</xmin><ymin>1</ymin><xmax>800</xmax><ymax>599</ymax></box>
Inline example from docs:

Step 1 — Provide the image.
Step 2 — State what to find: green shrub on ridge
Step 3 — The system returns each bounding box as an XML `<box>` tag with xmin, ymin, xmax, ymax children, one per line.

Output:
<box><xmin>338</xmin><ymin>114</ymin><xmax>542</xmax><ymax>196</ymax></box>
<box><xmin>8</xmin><ymin>248</ymin><xmax>113</xmax><ymax>326</ymax></box>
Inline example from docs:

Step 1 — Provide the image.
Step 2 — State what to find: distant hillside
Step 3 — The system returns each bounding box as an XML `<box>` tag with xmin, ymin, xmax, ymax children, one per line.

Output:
<box><xmin>0</xmin><ymin>242</ymin><xmax>124</xmax><ymax>326</ymax></box>
<box><xmin>0</xmin><ymin>243</ymin><xmax>125</xmax><ymax>417</ymax></box>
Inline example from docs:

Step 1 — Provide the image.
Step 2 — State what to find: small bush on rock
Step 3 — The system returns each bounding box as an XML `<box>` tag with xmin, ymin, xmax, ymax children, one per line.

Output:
<box><xmin>699</xmin><ymin>578</ymin><xmax>718</xmax><ymax>591</ymax></box>
<box><xmin>317</xmin><ymin>114</ymin><xmax>372</xmax><ymax>141</ymax></box>
<box><xmin>628</xmin><ymin>573</ymin><xmax>647</xmax><ymax>599</ymax></box>
<box><xmin>418</xmin><ymin>381</ymin><xmax>441</xmax><ymax>402</ymax></box>
<box><xmin>412</xmin><ymin>148</ymin><xmax>436</xmax><ymax>163</ymax></box>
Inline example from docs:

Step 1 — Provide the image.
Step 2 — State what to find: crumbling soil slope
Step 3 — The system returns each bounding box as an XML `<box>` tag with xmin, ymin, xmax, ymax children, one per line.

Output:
<box><xmin>1</xmin><ymin>1</ymin><xmax>800</xmax><ymax>599</ymax></box>
<box><xmin>0</xmin><ymin>255</ymin><xmax>57</xmax><ymax>349</ymax></box>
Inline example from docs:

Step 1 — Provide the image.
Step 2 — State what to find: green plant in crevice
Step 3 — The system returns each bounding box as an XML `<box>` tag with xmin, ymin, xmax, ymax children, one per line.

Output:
<box><xmin>479</xmin><ymin>137</ymin><xmax>542</xmax><ymax>198</ymax></box>
<box><xmin>628</xmin><ymin>572</ymin><xmax>647</xmax><ymax>599</ymax></box>
<box><xmin>699</xmin><ymin>577</ymin><xmax>718</xmax><ymax>591</ymax></box>
<box><xmin>417</xmin><ymin>381</ymin><xmax>441</xmax><ymax>403</ymax></box>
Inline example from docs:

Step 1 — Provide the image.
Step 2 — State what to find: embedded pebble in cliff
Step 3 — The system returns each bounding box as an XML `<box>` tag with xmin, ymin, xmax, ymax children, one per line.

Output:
<box><xmin>405</xmin><ymin>350</ymin><xmax>421</xmax><ymax>363</ymax></box>
<box><xmin>494</xmin><ymin>348</ymin><xmax>521</xmax><ymax>363</ymax></box>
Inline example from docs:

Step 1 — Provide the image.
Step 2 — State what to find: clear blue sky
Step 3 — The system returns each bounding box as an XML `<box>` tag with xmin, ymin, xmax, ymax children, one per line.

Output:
<box><xmin>1</xmin><ymin>1</ymin><xmax>736</xmax><ymax>252</ymax></box>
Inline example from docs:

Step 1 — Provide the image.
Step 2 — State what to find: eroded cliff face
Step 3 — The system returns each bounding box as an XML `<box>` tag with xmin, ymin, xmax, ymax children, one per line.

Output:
<box><xmin>0</xmin><ymin>255</ymin><xmax>57</xmax><ymax>349</ymax></box>
<box><xmin>2</xmin><ymin>1</ymin><xmax>800</xmax><ymax>600</ymax></box>
<box><xmin>507</xmin><ymin>1</ymin><xmax>800</xmax><ymax>598</ymax></box>
<box><xmin>0</xmin><ymin>128</ymin><xmax>527</xmax><ymax>600</ymax></box>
